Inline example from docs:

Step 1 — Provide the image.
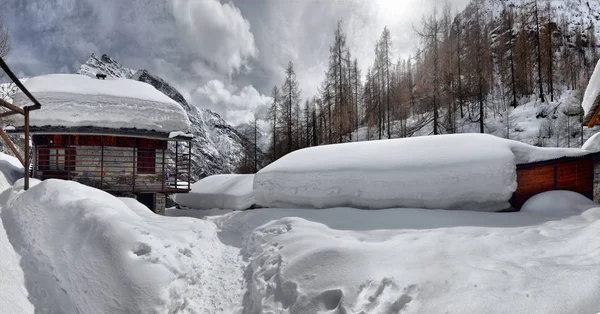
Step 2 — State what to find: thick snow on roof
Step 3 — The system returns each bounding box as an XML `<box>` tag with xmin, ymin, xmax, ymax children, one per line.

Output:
<box><xmin>254</xmin><ymin>134</ymin><xmax>589</xmax><ymax>211</ymax></box>
<box><xmin>174</xmin><ymin>174</ymin><xmax>255</xmax><ymax>210</ymax></box>
<box><xmin>10</xmin><ymin>74</ymin><xmax>190</xmax><ymax>133</ymax></box>
<box><xmin>582</xmin><ymin>58</ymin><xmax>600</xmax><ymax>117</ymax></box>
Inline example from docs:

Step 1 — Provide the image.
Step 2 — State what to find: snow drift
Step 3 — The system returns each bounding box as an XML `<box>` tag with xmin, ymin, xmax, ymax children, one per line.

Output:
<box><xmin>9</xmin><ymin>74</ymin><xmax>191</xmax><ymax>133</ymax></box>
<box><xmin>210</xmin><ymin>206</ymin><xmax>600</xmax><ymax>314</ymax></box>
<box><xmin>174</xmin><ymin>174</ymin><xmax>255</xmax><ymax>210</ymax></box>
<box><xmin>254</xmin><ymin>134</ymin><xmax>588</xmax><ymax>211</ymax></box>
<box><xmin>0</xmin><ymin>153</ymin><xmax>32</xmax><ymax>313</ymax></box>
<box><xmin>1</xmin><ymin>179</ymin><xmax>243</xmax><ymax>313</ymax></box>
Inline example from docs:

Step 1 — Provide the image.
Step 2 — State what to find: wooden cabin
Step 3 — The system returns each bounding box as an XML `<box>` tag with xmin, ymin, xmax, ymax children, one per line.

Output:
<box><xmin>511</xmin><ymin>153</ymin><xmax>600</xmax><ymax>210</ymax></box>
<box><xmin>7</xmin><ymin>74</ymin><xmax>193</xmax><ymax>214</ymax></box>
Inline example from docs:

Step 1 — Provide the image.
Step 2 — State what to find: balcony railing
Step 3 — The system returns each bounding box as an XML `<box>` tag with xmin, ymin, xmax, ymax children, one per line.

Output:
<box><xmin>34</xmin><ymin>144</ymin><xmax>191</xmax><ymax>193</ymax></box>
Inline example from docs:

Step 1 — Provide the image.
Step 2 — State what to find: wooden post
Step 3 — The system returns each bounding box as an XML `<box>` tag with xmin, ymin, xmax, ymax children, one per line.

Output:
<box><xmin>161</xmin><ymin>148</ymin><xmax>166</xmax><ymax>191</ymax></box>
<box><xmin>100</xmin><ymin>136</ymin><xmax>104</xmax><ymax>188</ymax></box>
<box><xmin>132</xmin><ymin>147</ymin><xmax>136</xmax><ymax>193</ymax></box>
<box><xmin>33</xmin><ymin>144</ymin><xmax>38</xmax><ymax>178</ymax></box>
<box><xmin>24</xmin><ymin>108</ymin><xmax>30</xmax><ymax>190</ymax></box>
<box><xmin>187</xmin><ymin>142</ymin><xmax>191</xmax><ymax>190</ymax></box>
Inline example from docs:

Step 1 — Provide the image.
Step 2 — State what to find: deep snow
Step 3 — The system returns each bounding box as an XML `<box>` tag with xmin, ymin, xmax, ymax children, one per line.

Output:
<box><xmin>173</xmin><ymin>174</ymin><xmax>255</xmax><ymax>210</ymax></box>
<box><xmin>254</xmin><ymin>133</ymin><xmax>588</xmax><ymax>211</ymax></box>
<box><xmin>1</xmin><ymin>178</ymin><xmax>244</xmax><ymax>313</ymax></box>
<box><xmin>2</xmin><ymin>150</ymin><xmax>600</xmax><ymax>313</ymax></box>
<box><xmin>177</xmin><ymin>204</ymin><xmax>600</xmax><ymax>314</ymax></box>
<box><xmin>9</xmin><ymin>74</ymin><xmax>191</xmax><ymax>133</ymax></box>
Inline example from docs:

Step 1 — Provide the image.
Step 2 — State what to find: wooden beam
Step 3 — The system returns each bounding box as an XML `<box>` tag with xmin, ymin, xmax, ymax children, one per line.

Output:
<box><xmin>0</xmin><ymin>128</ymin><xmax>24</xmax><ymax>167</ymax></box>
<box><xmin>0</xmin><ymin>98</ymin><xmax>25</xmax><ymax>115</ymax></box>
<box><xmin>588</xmin><ymin>107</ymin><xmax>600</xmax><ymax>128</ymax></box>
<box><xmin>0</xmin><ymin>57</ymin><xmax>42</xmax><ymax>110</ymax></box>
<box><xmin>24</xmin><ymin>108</ymin><xmax>30</xmax><ymax>190</ymax></box>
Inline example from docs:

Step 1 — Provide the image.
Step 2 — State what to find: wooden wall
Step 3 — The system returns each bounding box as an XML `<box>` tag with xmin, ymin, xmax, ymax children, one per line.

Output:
<box><xmin>511</xmin><ymin>157</ymin><xmax>594</xmax><ymax>210</ymax></box>
<box><xmin>32</xmin><ymin>134</ymin><xmax>189</xmax><ymax>194</ymax></box>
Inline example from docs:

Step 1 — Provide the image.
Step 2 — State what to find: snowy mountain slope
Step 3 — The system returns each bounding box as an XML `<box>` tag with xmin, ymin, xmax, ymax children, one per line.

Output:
<box><xmin>76</xmin><ymin>53</ymin><xmax>135</xmax><ymax>79</ymax></box>
<box><xmin>133</xmin><ymin>69</ymin><xmax>191</xmax><ymax>112</ymax></box>
<box><xmin>464</xmin><ymin>0</ymin><xmax>600</xmax><ymax>37</ymax></box>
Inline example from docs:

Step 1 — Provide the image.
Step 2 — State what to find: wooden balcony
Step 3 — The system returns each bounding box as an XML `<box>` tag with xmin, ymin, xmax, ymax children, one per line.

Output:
<box><xmin>34</xmin><ymin>142</ymin><xmax>192</xmax><ymax>194</ymax></box>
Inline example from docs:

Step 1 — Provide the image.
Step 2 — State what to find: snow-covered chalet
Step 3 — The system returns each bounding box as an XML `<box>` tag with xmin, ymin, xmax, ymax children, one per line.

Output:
<box><xmin>8</xmin><ymin>74</ymin><xmax>193</xmax><ymax>214</ymax></box>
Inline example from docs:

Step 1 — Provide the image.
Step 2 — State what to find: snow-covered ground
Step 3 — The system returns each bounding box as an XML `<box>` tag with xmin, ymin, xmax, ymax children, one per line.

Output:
<box><xmin>2</xmin><ymin>148</ymin><xmax>600</xmax><ymax>313</ymax></box>
<box><xmin>173</xmin><ymin>174</ymin><xmax>255</xmax><ymax>210</ymax></box>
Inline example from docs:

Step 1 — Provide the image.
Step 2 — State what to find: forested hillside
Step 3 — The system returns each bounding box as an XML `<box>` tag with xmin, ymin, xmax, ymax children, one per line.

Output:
<box><xmin>259</xmin><ymin>0</ymin><xmax>600</xmax><ymax>164</ymax></box>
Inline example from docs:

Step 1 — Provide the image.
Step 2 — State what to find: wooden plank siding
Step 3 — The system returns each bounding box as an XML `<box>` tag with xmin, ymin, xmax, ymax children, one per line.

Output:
<box><xmin>511</xmin><ymin>156</ymin><xmax>595</xmax><ymax>210</ymax></box>
<box><xmin>32</xmin><ymin>134</ymin><xmax>190</xmax><ymax>194</ymax></box>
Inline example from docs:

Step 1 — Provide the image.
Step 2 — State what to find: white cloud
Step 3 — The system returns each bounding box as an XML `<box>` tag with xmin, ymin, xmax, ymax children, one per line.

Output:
<box><xmin>253</xmin><ymin>0</ymin><xmax>471</xmax><ymax>100</ymax></box>
<box><xmin>169</xmin><ymin>0</ymin><xmax>258</xmax><ymax>76</ymax></box>
<box><xmin>193</xmin><ymin>80</ymin><xmax>272</xmax><ymax>125</ymax></box>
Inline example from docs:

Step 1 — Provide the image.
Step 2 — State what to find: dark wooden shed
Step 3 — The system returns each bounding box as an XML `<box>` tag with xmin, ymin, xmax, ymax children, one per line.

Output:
<box><xmin>510</xmin><ymin>152</ymin><xmax>600</xmax><ymax>210</ymax></box>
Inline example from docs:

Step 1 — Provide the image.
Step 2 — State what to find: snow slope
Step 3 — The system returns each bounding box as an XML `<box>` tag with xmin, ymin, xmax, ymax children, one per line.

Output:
<box><xmin>255</xmin><ymin>133</ymin><xmax>588</xmax><ymax>211</ymax></box>
<box><xmin>174</xmin><ymin>174</ymin><xmax>255</xmax><ymax>210</ymax></box>
<box><xmin>10</xmin><ymin>74</ymin><xmax>191</xmax><ymax>133</ymax></box>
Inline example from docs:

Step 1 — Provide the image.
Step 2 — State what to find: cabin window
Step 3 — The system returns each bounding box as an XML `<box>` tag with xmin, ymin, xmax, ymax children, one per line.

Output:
<box><xmin>137</xmin><ymin>149</ymin><xmax>156</xmax><ymax>174</ymax></box>
<box><xmin>49</xmin><ymin>148</ymin><xmax>66</xmax><ymax>171</ymax></box>
<box><xmin>39</xmin><ymin>147</ymin><xmax>75</xmax><ymax>172</ymax></box>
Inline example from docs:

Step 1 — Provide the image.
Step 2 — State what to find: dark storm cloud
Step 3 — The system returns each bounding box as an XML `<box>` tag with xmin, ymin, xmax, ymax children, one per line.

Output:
<box><xmin>2</xmin><ymin>0</ymin><xmax>470</xmax><ymax>125</ymax></box>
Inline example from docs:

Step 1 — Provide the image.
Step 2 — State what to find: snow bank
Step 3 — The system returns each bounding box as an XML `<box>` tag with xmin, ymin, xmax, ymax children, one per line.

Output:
<box><xmin>582</xmin><ymin>58</ymin><xmax>600</xmax><ymax>117</ymax></box>
<box><xmin>521</xmin><ymin>190</ymin><xmax>600</xmax><ymax>215</ymax></box>
<box><xmin>10</xmin><ymin>74</ymin><xmax>191</xmax><ymax>133</ymax></box>
<box><xmin>582</xmin><ymin>132</ymin><xmax>600</xmax><ymax>151</ymax></box>
<box><xmin>1</xmin><ymin>179</ymin><xmax>244</xmax><ymax>313</ymax></box>
<box><xmin>254</xmin><ymin>134</ymin><xmax>588</xmax><ymax>211</ymax></box>
<box><xmin>174</xmin><ymin>174</ymin><xmax>255</xmax><ymax>210</ymax></box>
<box><xmin>0</xmin><ymin>153</ymin><xmax>32</xmax><ymax>313</ymax></box>
<box><xmin>223</xmin><ymin>207</ymin><xmax>600</xmax><ymax>314</ymax></box>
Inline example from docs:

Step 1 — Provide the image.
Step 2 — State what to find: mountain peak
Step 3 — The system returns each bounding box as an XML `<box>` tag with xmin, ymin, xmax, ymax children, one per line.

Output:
<box><xmin>76</xmin><ymin>53</ymin><xmax>136</xmax><ymax>79</ymax></box>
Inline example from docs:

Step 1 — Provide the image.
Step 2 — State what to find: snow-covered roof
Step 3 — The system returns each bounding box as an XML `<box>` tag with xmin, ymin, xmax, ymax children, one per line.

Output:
<box><xmin>582</xmin><ymin>59</ymin><xmax>600</xmax><ymax>122</ymax></box>
<box><xmin>9</xmin><ymin>74</ymin><xmax>191</xmax><ymax>134</ymax></box>
<box><xmin>254</xmin><ymin>134</ymin><xmax>590</xmax><ymax>211</ymax></box>
<box><xmin>582</xmin><ymin>132</ymin><xmax>600</xmax><ymax>152</ymax></box>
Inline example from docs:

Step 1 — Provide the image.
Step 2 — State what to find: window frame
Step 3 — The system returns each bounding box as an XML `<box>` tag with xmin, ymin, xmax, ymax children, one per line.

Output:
<box><xmin>137</xmin><ymin>148</ymin><xmax>156</xmax><ymax>174</ymax></box>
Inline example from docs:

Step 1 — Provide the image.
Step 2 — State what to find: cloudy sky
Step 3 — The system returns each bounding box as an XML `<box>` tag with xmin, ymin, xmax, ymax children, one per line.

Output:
<box><xmin>2</xmin><ymin>0</ymin><xmax>470</xmax><ymax>126</ymax></box>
